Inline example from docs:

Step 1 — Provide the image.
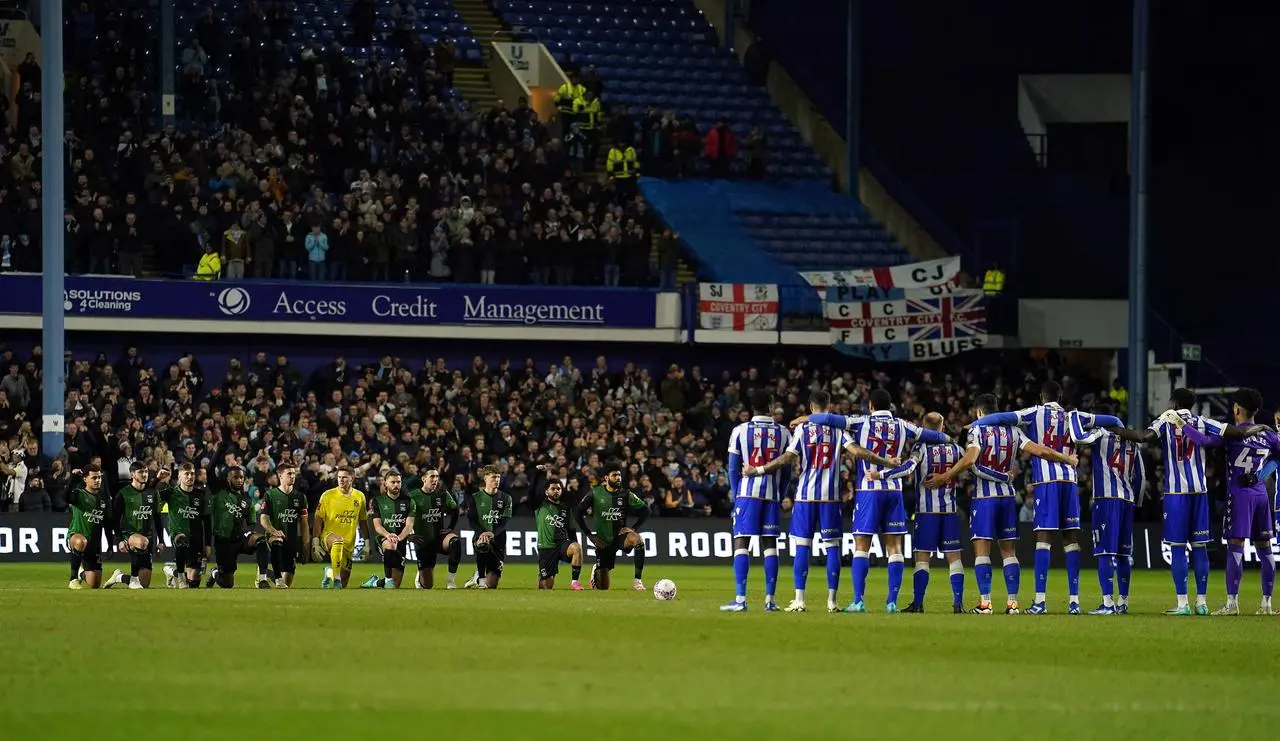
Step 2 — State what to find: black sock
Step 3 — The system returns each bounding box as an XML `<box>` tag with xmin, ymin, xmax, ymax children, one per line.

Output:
<box><xmin>571</xmin><ymin>565</ymin><xmax>582</xmax><ymax>580</ymax></box>
<box><xmin>447</xmin><ymin>539</ymin><xmax>462</xmax><ymax>572</ymax></box>
<box><xmin>173</xmin><ymin>544</ymin><xmax>188</xmax><ymax>577</ymax></box>
<box><xmin>187</xmin><ymin>577</ymin><xmax>200</xmax><ymax>588</ymax></box>
<box><xmin>255</xmin><ymin>540</ymin><xmax>270</xmax><ymax>577</ymax></box>
<box><xmin>634</xmin><ymin>549</ymin><xmax>645</xmax><ymax>580</ymax></box>
<box><xmin>70</xmin><ymin>550</ymin><xmax>84</xmax><ymax>581</ymax></box>
<box><xmin>383</xmin><ymin>557</ymin><xmax>394</xmax><ymax>580</ymax></box>
<box><xmin>129</xmin><ymin>551</ymin><xmax>141</xmax><ymax>578</ymax></box>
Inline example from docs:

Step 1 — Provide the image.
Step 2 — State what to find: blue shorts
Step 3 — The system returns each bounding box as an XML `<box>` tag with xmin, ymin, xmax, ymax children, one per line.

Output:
<box><xmin>913</xmin><ymin>512</ymin><xmax>962</xmax><ymax>553</ymax></box>
<box><xmin>1033</xmin><ymin>481</ymin><xmax>1081</xmax><ymax>531</ymax></box>
<box><xmin>789</xmin><ymin>500</ymin><xmax>843</xmax><ymax>543</ymax></box>
<box><xmin>1162</xmin><ymin>493</ymin><xmax>1210</xmax><ymax>545</ymax></box>
<box><xmin>1091</xmin><ymin>498</ymin><xmax>1134</xmax><ymax>557</ymax></box>
<box><xmin>732</xmin><ymin>497</ymin><xmax>781</xmax><ymax>537</ymax></box>
<box><xmin>970</xmin><ymin>497</ymin><xmax>1019</xmax><ymax>541</ymax></box>
<box><xmin>851</xmin><ymin>490</ymin><xmax>908</xmax><ymax>536</ymax></box>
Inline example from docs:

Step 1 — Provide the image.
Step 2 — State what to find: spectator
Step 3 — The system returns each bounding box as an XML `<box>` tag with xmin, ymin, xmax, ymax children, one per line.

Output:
<box><xmin>656</xmin><ymin>229</ymin><xmax>681</xmax><ymax>291</ymax></box>
<box><xmin>601</xmin><ymin>226</ymin><xmax>623</xmax><ymax>287</ymax></box>
<box><xmin>279</xmin><ymin>211</ymin><xmax>301</xmax><ymax>280</ymax></box>
<box><xmin>704</xmin><ymin>117</ymin><xmax>738</xmax><ymax>178</ymax></box>
<box><xmin>2</xmin><ymin>365</ymin><xmax>30</xmax><ymax>410</ymax></box>
<box><xmin>222</xmin><ymin>220</ymin><xmax>250</xmax><ymax>280</ymax></box>
<box><xmin>305</xmin><ymin>224</ymin><xmax>330</xmax><ymax>281</ymax></box>
<box><xmin>194</xmin><ymin>242</ymin><xmax>221</xmax><ymax>280</ymax></box>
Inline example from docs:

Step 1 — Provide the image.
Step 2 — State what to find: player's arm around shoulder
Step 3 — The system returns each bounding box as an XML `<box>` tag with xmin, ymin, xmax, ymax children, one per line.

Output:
<box><xmin>744</xmin><ymin>448</ymin><xmax>796</xmax><ymax>476</ymax></box>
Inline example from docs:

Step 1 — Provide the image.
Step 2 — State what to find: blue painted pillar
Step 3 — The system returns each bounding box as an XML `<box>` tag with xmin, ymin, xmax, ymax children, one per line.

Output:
<box><xmin>1127</xmin><ymin>0</ymin><xmax>1150</xmax><ymax>426</ymax></box>
<box><xmin>40</xmin><ymin>0</ymin><xmax>66</xmax><ymax>457</ymax></box>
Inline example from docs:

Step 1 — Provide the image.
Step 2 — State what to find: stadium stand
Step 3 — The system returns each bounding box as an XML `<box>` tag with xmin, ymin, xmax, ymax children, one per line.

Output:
<box><xmin>1</xmin><ymin>344</ymin><xmax>1170</xmax><ymax>529</ymax></box>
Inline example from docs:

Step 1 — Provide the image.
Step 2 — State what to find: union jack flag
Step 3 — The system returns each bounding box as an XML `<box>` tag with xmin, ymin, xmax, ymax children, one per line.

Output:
<box><xmin>902</xmin><ymin>292</ymin><xmax>987</xmax><ymax>341</ymax></box>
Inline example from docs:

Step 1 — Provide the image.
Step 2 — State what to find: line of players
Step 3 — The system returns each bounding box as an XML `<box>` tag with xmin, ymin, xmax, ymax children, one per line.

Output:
<box><xmin>727</xmin><ymin>383</ymin><xmax>1280</xmax><ymax>616</ymax></box>
<box><xmin>65</xmin><ymin>459</ymin><xmax>654</xmax><ymax>593</ymax></box>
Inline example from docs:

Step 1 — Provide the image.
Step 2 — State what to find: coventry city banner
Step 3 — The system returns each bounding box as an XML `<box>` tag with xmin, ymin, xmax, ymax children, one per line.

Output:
<box><xmin>697</xmin><ymin>283</ymin><xmax>779</xmax><ymax>331</ymax></box>
<box><xmin>0</xmin><ymin>274</ymin><xmax>658</xmax><ymax>328</ymax></box>
<box><xmin>798</xmin><ymin>256</ymin><xmax>961</xmax><ymax>294</ymax></box>
<box><xmin>827</xmin><ymin>285</ymin><xmax>987</xmax><ymax>361</ymax></box>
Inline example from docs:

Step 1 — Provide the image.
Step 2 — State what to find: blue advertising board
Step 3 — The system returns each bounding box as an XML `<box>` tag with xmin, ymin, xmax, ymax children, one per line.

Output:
<box><xmin>0</xmin><ymin>275</ymin><xmax>659</xmax><ymax>328</ymax></box>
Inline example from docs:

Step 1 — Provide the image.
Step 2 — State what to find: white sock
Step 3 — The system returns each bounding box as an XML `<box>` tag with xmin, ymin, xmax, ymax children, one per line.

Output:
<box><xmin>827</xmin><ymin>588</ymin><xmax>837</xmax><ymax>604</ymax></box>
<box><xmin>1261</xmin><ymin>595</ymin><xmax>1272</xmax><ymax>608</ymax></box>
<box><xmin>1035</xmin><ymin>592</ymin><xmax>1046</xmax><ymax>603</ymax></box>
<box><xmin>1195</xmin><ymin>594</ymin><xmax>1207</xmax><ymax>607</ymax></box>
<box><xmin>1102</xmin><ymin>595</ymin><xmax>1114</xmax><ymax>607</ymax></box>
<box><xmin>1117</xmin><ymin>595</ymin><xmax>1128</xmax><ymax>606</ymax></box>
<box><xmin>1226</xmin><ymin>594</ymin><xmax>1238</xmax><ymax>608</ymax></box>
<box><xmin>1177</xmin><ymin>594</ymin><xmax>1189</xmax><ymax>608</ymax></box>
<box><xmin>794</xmin><ymin>589</ymin><xmax>805</xmax><ymax>603</ymax></box>
<box><xmin>734</xmin><ymin>595</ymin><xmax>746</xmax><ymax>604</ymax></box>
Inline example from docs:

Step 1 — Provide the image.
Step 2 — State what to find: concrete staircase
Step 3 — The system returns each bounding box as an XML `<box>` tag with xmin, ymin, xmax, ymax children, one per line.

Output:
<box><xmin>452</xmin><ymin>0</ymin><xmax>510</xmax><ymax>110</ymax></box>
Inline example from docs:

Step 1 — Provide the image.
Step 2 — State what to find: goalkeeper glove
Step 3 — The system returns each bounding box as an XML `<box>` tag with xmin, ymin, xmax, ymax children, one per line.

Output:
<box><xmin>311</xmin><ymin>537</ymin><xmax>326</xmax><ymax>561</ymax></box>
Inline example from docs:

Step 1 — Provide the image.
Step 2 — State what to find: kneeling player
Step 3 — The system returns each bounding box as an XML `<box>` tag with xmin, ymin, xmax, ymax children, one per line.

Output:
<box><xmin>259</xmin><ymin>464</ymin><xmax>309</xmax><ymax>588</ymax></box>
<box><xmin>467</xmin><ymin>466</ymin><xmax>512</xmax><ymax>589</ymax></box>
<box><xmin>312</xmin><ymin>469</ymin><xmax>370</xmax><ymax>589</ymax></box>
<box><xmin>409</xmin><ymin>470</ymin><xmax>463</xmax><ymax>589</ymax></box>
<box><xmin>577</xmin><ymin>463</ymin><xmax>649</xmax><ymax>591</ymax></box>
<box><xmin>536</xmin><ymin>479</ymin><xmax>584</xmax><ymax>590</ymax></box>
<box><xmin>105</xmin><ymin>462</ymin><xmax>165</xmax><ymax>589</ymax></box>
<box><xmin>208</xmin><ymin>468</ymin><xmax>272</xmax><ymax>589</ymax></box>
<box><xmin>161</xmin><ymin>463</ymin><xmax>212</xmax><ymax>589</ymax></box>
<box><xmin>363</xmin><ymin>470</ymin><xmax>416</xmax><ymax>589</ymax></box>
<box><xmin>67</xmin><ymin>466</ymin><xmax>111</xmax><ymax>589</ymax></box>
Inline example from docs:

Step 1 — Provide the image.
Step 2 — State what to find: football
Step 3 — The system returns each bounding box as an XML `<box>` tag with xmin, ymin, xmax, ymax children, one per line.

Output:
<box><xmin>653</xmin><ymin>578</ymin><xmax>677</xmax><ymax>601</ymax></box>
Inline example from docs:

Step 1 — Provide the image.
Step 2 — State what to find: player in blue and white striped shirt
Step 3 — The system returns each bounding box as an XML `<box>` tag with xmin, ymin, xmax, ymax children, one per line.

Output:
<box><xmin>745</xmin><ymin>390</ymin><xmax>900</xmax><ymax>613</ymax></box>
<box><xmin>805</xmin><ymin>388</ymin><xmax>948</xmax><ymax>613</ymax></box>
<box><xmin>1070</xmin><ymin>403</ymin><xmax>1143</xmax><ymax>615</ymax></box>
<box><xmin>930</xmin><ymin>394</ymin><xmax>1078</xmax><ymax>614</ymax></box>
<box><xmin>973</xmin><ymin>381</ymin><xmax>1086</xmax><ymax>614</ymax></box>
<box><xmin>721</xmin><ymin>391</ymin><xmax>793</xmax><ymax>612</ymax></box>
<box><xmin>1107</xmin><ymin>388</ymin><xmax>1234</xmax><ymax>615</ymax></box>
<box><xmin>874</xmin><ymin>411</ymin><xmax>1018</xmax><ymax>613</ymax></box>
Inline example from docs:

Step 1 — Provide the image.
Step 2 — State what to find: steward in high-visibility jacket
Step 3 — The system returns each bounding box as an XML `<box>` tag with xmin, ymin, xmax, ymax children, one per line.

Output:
<box><xmin>606</xmin><ymin>145</ymin><xmax>639</xmax><ymax>181</ymax></box>
<box><xmin>556</xmin><ymin>81</ymin><xmax>584</xmax><ymax>116</ymax></box>
<box><xmin>983</xmin><ymin>267</ymin><xmax>1005</xmax><ymax>296</ymax></box>
<box><xmin>572</xmin><ymin>92</ymin><xmax>601</xmax><ymax>131</ymax></box>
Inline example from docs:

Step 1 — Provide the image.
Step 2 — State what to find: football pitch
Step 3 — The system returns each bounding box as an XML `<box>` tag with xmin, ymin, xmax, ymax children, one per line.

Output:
<box><xmin>2</xmin><ymin>563</ymin><xmax>1276</xmax><ymax>740</ymax></box>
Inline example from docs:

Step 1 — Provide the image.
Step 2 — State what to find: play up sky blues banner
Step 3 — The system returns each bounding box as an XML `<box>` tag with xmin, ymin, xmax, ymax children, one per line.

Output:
<box><xmin>826</xmin><ymin>286</ymin><xmax>987</xmax><ymax>361</ymax></box>
<box><xmin>0</xmin><ymin>274</ymin><xmax>659</xmax><ymax>328</ymax></box>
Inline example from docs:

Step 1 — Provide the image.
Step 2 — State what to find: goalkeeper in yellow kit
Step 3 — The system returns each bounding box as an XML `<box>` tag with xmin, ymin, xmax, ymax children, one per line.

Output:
<box><xmin>312</xmin><ymin>469</ymin><xmax>371</xmax><ymax>589</ymax></box>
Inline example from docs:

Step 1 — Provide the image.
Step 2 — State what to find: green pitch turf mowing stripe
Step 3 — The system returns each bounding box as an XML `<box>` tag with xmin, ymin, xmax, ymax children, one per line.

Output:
<box><xmin>1</xmin><ymin>563</ymin><xmax>1276</xmax><ymax>740</ymax></box>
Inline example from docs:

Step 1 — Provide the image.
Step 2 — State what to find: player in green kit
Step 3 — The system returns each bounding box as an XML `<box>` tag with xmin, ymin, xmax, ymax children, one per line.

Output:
<box><xmin>361</xmin><ymin>470</ymin><xmax>417</xmax><ymax>589</ymax></box>
<box><xmin>208</xmin><ymin>467</ymin><xmax>272</xmax><ymax>588</ymax></box>
<box><xmin>104</xmin><ymin>462</ymin><xmax>165</xmax><ymax>589</ymax></box>
<box><xmin>465</xmin><ymin>465</ymin><xmax>513</xmax><ymax>589</ymax></box>
<box><xmin>576</xmin><ymin>462</ymin><xmax>649</xmax><ymax>591</ymax></box>
<box><xmin>67</xmin><ymin>464</ymin><xmax>113</xmax><ymax>589</ymax></box>
<box><xmin>159</xmin><ymin>462</ymin><xmax>211</xmax><ymax>589</ymax></box>
<box><xmin>408</xmin><ymin>469</ymin><xmax>463</xmax><ymax>589</ymax></box>
<box><xmin>258</xmin><ymin>463</ymin><xmax>309</xmax><ymax>588</ymax></box>
<box><xmin>535</xmin><ymin>477</ymin><xmax>584</xmax><ymax>590</ymax></box>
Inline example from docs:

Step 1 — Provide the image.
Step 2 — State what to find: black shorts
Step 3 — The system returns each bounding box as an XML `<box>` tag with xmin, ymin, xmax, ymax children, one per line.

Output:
<box><xmin>78</xmin><ymin>527</ymin><xmax>105</xmax><ymax>572</ymax></box>
<box><xmin>172</xmin><ymin>531</ymin><xmax>206</xmax><ymax>554</ymax></box>
<box><xmin>415</xmin><ymin>530</ymin><xmax>454</xmax><ymax>570</ymax></box>
<box><xmin>538</xmin><ymin>542</ymin><xmax>573</xmax><ymax>579</ymax></box>
<box><xmin>597</xmin><ymin>535</ymin><xmax>627</xmax><ymax>571</ymax></box>
<box><xmin>380</xmin><ymin>539</ymin><xmax>408</xmax><ymax>571</ymax></box>
<box><xmin>214</xmin><ymin>534</ymin><xmax>254</xmax><ymax>573</ymax></box>
<box><xmin>477</xmin><ymin>543</ymin><xmax>505</xmax><ymax>579</ymax></box>
<box><xmin>275</xmin><ymin>537</ymin><xmax>298</xmax><ymax>574</ymax></box>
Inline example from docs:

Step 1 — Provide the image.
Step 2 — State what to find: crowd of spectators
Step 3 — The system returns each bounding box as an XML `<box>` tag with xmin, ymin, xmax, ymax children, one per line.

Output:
<box><xmin>0</xmin><ymin>343</ymin><xmax>1190</xmax><ymax>528</ymax></box>
<box><xmin>0</xmin><ymin>1</ymin><xmax>689</xmax><ymax>287</ymax></box>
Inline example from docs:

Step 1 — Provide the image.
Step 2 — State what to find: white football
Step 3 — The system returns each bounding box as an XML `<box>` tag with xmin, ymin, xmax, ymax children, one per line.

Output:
<box><xmin>653</xmin><ymin>578</ymin><xmax>677</xmax><ymax>601</ymax></box>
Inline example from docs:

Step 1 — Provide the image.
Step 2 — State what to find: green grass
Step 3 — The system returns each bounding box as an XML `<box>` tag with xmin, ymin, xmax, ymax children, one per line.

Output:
<box><xmin>2</xmin><ymin>562</ymin><xmax>1277</xmax><ymax>740</ymax></box>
